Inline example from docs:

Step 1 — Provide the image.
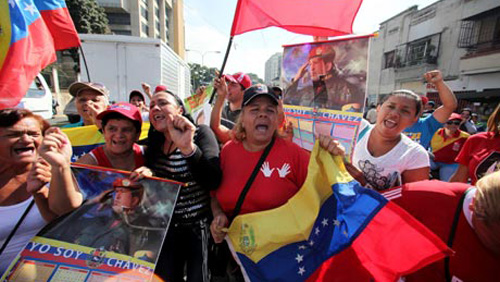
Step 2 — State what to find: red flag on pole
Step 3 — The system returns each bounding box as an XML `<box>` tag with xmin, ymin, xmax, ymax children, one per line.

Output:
<box><xmin>230</xmin><ymin>0</ymin><xmax>364</xmax><ymax>37</ymax></box>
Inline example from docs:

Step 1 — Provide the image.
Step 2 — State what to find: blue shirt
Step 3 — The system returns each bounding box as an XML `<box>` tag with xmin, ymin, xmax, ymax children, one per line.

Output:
<box><xmin>403</xmin><ymin>114</ymin><xmax>443</xmax><ymax>150</ymax></box>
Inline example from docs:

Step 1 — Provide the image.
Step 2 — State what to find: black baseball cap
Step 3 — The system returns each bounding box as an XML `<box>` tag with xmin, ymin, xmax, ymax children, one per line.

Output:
<box><xmin>242</xmin><ymin>84</ymin><xmax>279</xmax><ymax>107</ymax></box>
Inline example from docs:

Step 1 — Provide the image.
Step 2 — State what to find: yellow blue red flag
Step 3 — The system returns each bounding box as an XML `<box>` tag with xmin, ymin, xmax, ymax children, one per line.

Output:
<box><xmin>227</xmin><ymin>143</ymin><xmax>451</xmax><ymax>281</ymax></box>
<box><xmin>0</xmin><ymin>0</ymin><xmax>79</xmax><ymax>108</ymax></box>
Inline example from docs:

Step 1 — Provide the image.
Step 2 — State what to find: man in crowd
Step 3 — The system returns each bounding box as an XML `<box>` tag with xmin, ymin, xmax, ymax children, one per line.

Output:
<box><xmin>64</xmin><ymin>82</ymin><xmax>109</xmax><ymax>128</ymax></box>
<box><xmin>210</xmin><ymin>72</ymin><xmax>252</xmax><ymax>143</ymax></box>
<box><xmin>403</xmin><ymin>70</ymin><xmax>457</xmax><ymax>150</ymax></box>
<box><xmin>460</xmin><ymin>107</ymin><xmax>478</xmax><ymax>134</ymax></box>
<box><xmin>422</xmin><ymin>99</ymin><xmax>435</xmax><ymax>117</ymax></box>
<box><xmin>284</xmin><ymin>45</ymin><xmax>363</xmax><ymax>111</ymax></box>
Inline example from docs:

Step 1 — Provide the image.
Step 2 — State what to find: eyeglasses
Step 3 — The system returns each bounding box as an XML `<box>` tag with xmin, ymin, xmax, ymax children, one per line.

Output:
<box><xmin>446</xmin><ymin>120</ymin><xmax>461</xmax><ymax>125</ymax></box>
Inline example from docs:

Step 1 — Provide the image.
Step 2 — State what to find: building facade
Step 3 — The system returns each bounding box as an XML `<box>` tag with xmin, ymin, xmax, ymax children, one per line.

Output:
<box><xmin>265</xmin><ymin>53</ymin><xmax>282</xmax><ymax>85</ymax></box>
<box><xmin>96</xmin><ymin>0</ymin><xmax>185</xmax><ymax>58</ymax></box>
<box><xmin>368</xmin><ymin>0</ymin><xmax>500</xmax><ymax>114</ymax></box>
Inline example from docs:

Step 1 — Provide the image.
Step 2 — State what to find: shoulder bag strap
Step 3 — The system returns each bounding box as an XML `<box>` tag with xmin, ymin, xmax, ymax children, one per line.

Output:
<box><xmin>0</xmin><ymin>199</ymin><xmax>35</xmax><ymax>256</ymax></box>
<box><xmin>444</xmin><ymin>188</ymin><xmax>472</xmax><ymax>282</ymax></box>
<box><xmin>231</xmin><ymin>137</ymin><xmax>276</xmax><ymax>222</ymax></box>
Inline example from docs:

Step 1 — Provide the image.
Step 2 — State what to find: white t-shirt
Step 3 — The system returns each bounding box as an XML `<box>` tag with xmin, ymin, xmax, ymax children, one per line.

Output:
<box><xmin>0</xmin><ymin>198</ymin><xmax>46</xmax><ymax>275</ymax></box>
<box><xmin>353</xmin><ymin>125</ymin><xmax>429</xmax><ymax>191</ymax></box>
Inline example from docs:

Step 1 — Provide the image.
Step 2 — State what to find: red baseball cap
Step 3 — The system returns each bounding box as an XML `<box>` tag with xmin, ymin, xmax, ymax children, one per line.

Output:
<box><xmin>154</xmin><ymin>85</ymin><xmax>168</xmax><ymax>93</ymax></box>
<box><xmin>224</xmin><ymin>72</ymin><xmax>252</xmax><ymax>89</ymax></box>
<box><xmin>448</xmin><ymin>113</ymin><xmax>462</xmax><ymax>121</ymax></box>
<box><xmin>97</xmin><ymin>102</ymin><xmax>143</xmax><ymax>126</ymax></box>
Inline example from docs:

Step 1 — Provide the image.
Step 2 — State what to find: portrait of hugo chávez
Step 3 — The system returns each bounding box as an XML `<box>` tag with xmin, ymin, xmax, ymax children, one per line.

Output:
<box><xmin>283</xmin><ymin>40</ymin><xmax>367</xmax><ymax>112</ymax></box>
<box><xmin>44</xmin><ymin>178</ymin><xmax>168</xmax><ymax>263</ymax></box>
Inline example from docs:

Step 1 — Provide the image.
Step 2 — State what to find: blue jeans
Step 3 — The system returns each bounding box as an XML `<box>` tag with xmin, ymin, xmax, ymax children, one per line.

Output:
<box><xmin>430</xmin><ymin>160</ymin><xmax>458</xmax><ymax>181</ymax></box>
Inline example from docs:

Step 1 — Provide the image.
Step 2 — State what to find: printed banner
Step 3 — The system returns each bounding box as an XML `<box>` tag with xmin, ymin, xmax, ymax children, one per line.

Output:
<box><xmin>2</xmin><ymin>164</ymin><xmax>182</xmax><ymax>281</ymax></box>
<box><xmin>282</xmin><ymin>36</ymin><xmax>370</xmax><ymax>154</ymax></box>
<box><xmin>63</xmin><ymin>123</ymin><xmax>150</xmax><ymax>162</ymax></box>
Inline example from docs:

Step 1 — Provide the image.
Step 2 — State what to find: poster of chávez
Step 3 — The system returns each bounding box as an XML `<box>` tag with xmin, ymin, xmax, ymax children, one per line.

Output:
<box><xmin>45</xmin><ymin>165</ymin><xmax>180</xmax><ymax>262</ymax></box>
<box><xmin>2</xmin><ymin>164</ymin><xmax>181</xmax><ymax>281</ymax></box>
<box><xmin>283</xmin><ymin>37</ymin><xmax>368</xmax><ymax>112</ymax></box>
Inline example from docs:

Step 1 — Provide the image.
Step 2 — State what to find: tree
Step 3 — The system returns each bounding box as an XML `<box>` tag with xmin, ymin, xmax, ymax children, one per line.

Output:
<box><xmin>64</xmin><ymin>0</ymin><xmax>109</xmax><ymax>76</ymax></box>
<box><xmin>189</xmin><ymin>63</ymin><xmax>218</xmax><ymax>93</ymax></box>
<box><xmin>67</xmin><ymin>0</ymin><xmax>109</xmax><ymax>34</ymax></box>
<box><xmin>247</xmin><ymin>73</ymin><xmax>264</xmax><ymax>85</ymax></box>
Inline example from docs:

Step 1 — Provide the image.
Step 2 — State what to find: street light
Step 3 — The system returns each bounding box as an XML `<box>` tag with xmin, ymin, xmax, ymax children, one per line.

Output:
<box><xmin>186</xmin><ymin>49</ymin><xmax>221</xmax><ymax>66</ymax></box>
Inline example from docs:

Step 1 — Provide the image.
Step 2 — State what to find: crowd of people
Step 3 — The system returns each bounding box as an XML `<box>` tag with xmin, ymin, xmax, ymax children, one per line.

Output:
<box><xmin>0</xmin><ymin>67</ymin><xmax>499</xmax><ymax>281</ymax></box>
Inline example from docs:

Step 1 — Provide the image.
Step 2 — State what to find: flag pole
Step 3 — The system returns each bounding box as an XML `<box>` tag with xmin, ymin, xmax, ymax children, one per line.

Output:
<box><xmin>208</xmin><ymin>36</ymin><xmax>234</xmax><ymax>104</ymax></box>
<box><xmin>79</xmin><ymin>46</ymin><xmax>91</xmax><ymax>82</ymax></box>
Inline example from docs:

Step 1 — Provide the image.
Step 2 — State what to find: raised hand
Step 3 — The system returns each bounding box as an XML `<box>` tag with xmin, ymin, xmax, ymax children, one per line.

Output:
<box><xmin>260</xmin><ymin>161</ymin><xmax>275</xmax><ymax>177</ymax></box>
<box><xmin>167</xmin><ymin>115</ymin><xmax>196</xmax><ymax>155</ymax></box>
<box><xmin>39</xmin><ymin>127</ymin><xmax>73</xmax><ymax>168</ymax></box>
<box><xmin>213</xmin><ymin>76</ymin><xmax>228</xmax><ymax>100</ymax></box>
<box><xmin>87</xmin><ymin>102</ymin><xmax>105</xmax><ymax>128</ymax></box>
<box><xmin>27</xmin><ymin>158</ymin><xmax>51</xmax><ymax>194</ymax></box>
<box><xmin>424</xmin><ymin>70</ymin><xmax>443</xmax><ymax>85</ymax></box>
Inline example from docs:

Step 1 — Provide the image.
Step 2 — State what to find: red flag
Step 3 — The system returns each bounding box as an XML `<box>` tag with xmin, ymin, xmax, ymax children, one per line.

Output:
<box><xmin>35</xmin><ymin>0</ymin><xmax>81</xmax><ymax>50</ymax></box>
<box><xmin>230</xmin><ymin>0</ymin><xmax>364</xmax><ymax>37</ymax></box>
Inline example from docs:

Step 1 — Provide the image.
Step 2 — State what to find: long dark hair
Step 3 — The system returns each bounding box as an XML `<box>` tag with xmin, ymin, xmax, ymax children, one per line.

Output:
<box><xmin>146</xmin><ymin>91</ymin><xmax>195</xmax><ymax>160</ymax></box>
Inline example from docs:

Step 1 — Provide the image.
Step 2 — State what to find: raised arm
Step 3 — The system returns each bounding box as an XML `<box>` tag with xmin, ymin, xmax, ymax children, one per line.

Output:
<box><xmin>425</xmin><ymin>70</ymin><xmax>457</xmax><ymax>123</ymax></box>
<box><xmin>39</xmin><ymin>127</ymin><xmax>83</xmax><ymax>215</ymax></box>
<box><xmin>210</xmin><ymin>77</ymin><xmax>232</xmax><ymax>144</ymax></box>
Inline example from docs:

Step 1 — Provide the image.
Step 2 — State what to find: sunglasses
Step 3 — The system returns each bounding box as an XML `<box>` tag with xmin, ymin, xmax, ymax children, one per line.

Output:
<box><xmin>446</xmin><ymin>120</ymin><xmax>461</xmax><ymax>125</ymax></box>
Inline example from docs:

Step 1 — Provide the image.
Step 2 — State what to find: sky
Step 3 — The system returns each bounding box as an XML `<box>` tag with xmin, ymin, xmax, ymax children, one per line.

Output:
<box><xmin>184</xmin><ymin>0</ymin><xmax>438</xmax><ymax>79</ymax></box>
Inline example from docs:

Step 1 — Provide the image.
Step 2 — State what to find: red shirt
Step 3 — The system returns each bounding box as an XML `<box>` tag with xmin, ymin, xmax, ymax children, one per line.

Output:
<box><xmin>455</xmin><ymin>131</ymin><xmax>500</xmax><ymax>184</ymax></box>
<box><xmin>431</xmin><ymin>128</ymin><xmax>469</xmax><ymax>163</ymax></box>
<box><xmin>90</xmin><ymin>143</ymin><xmax>145</xmax><ymax>169</ymax></box>
<box><xmin>387</xmin><ymin>181</ymin><xmax>500</xmax><ymax>282</ymax></box>
<box><xmin>216</xmin><ymin>138</ymin><xmax>309</xmax><ymax>216</ymax></box>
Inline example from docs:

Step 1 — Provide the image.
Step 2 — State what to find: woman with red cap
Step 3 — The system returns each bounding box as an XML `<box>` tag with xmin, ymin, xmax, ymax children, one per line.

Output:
<box><xmin>39</xmin><ymin>102</ymin><xmax>150</xmax><ymax>215</ymax></box>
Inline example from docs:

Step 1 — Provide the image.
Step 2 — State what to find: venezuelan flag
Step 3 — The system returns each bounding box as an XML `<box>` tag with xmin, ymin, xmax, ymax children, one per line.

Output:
<box><xmin>63</xmin><ymin>123</ymin><xmax>151</xmax><ymax>162</ymax></box>
<box><xmin>0</xmin><ymin>0</ymin><xmax>79</xmax><ymax>109</ymax></box>
<box><xmin>227</xmin><ymin>143</ymin><xmax>451</xmax><ymax>281</ymax></box>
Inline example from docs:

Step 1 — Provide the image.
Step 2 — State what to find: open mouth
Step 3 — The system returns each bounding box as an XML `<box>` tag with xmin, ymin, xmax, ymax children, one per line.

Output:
<box><xmin>13</xmin><ymin>147</ymin><xmax>35</xmax><ymax>156</ymax></box>
<box><xmin>255</xmin><ymin>124</ymin><xmax>269</xmax><ymax>133</ymax></box>
<box><xmin>153</xmin><ymin>114</ymin><xmax>165</xmax><ymax>122</ymax></box>
<box><xmin>383</xmin><ymin>119</ymin><xmax>397</xmax><ymax>129</ymax></box>
<box><xmin>111</xmin><ymin>140</ymin><xmax>127</xmax><ymax>146</ymax></box>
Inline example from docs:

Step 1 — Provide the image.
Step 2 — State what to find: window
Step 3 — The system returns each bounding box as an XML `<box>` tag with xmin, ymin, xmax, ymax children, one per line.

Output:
<box><xmin>141</xmin><ymin>6</ymin><xmax>148</xmax><ymax>20</ymax></box>
<box><xmin>142</xmin><ymin>23</ymin><xmax>149</xmax><ymax>35</ymax></box>
<box><xmin>458</xmin><ymin>7</ymin><xmax>500</xmax><ymax>52</ymax></box>
<box><xmin>383</xmin><ymin>51</ymin><xmax>395</xmax><ymax>69</ymax></box>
